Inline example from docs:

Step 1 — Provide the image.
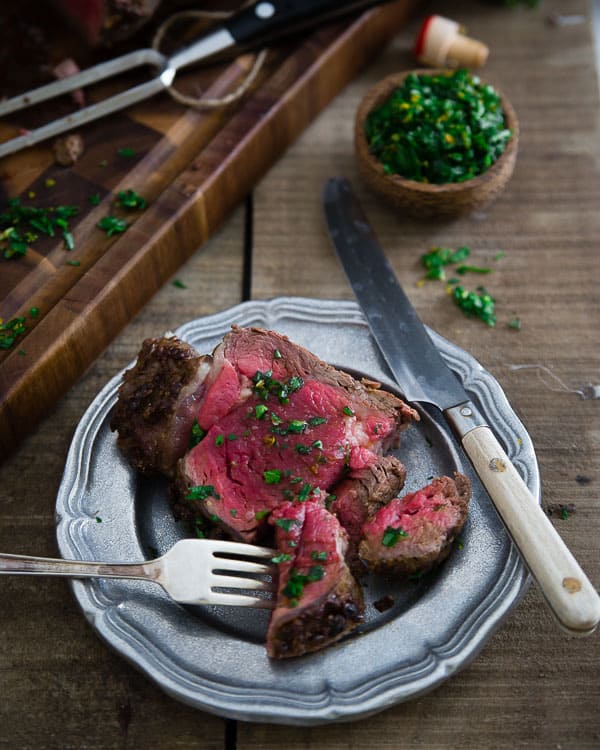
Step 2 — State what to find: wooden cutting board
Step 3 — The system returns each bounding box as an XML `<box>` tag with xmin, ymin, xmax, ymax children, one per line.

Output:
<box><xmin>0</xmin><ymin>1</ymin><xmax>417</xmax><ymax>459</ymax></box>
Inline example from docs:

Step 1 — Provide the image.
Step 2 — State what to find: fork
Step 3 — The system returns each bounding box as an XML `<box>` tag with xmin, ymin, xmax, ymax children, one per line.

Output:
<box><xmin>0</xmin><ymin>539</ymin><xmax>277</xmax><ymax>608</ymax></box>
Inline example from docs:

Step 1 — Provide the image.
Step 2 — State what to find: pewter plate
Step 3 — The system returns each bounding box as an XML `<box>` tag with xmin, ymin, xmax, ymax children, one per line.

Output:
<box><xmin>56</xmin><ymin>298</ymin><xmax>539</xmax><ymax>725</ymax></box>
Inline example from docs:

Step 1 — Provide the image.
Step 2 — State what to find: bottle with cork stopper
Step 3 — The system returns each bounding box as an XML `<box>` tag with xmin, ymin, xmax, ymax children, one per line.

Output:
<box><xmin>414</xmin><ymin>15</ymin><xmax>489</xmax><ymax>69</ymax></box>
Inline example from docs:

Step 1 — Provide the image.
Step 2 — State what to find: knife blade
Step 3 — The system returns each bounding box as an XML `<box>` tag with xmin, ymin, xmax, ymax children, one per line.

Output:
<box><xmin>323</xmin><ymin>175</ymin><xmax>600</xmax><ymax>636</ymax></box>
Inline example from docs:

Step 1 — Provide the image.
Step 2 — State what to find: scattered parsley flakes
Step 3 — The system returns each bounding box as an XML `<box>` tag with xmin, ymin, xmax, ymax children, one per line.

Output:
<box><xmin>382</xmin><ymin>526</ymin><xmax>409</xmax><ymax>547</ymax></box>
<box><xmin>254</xmin><ymin>509</ymin><xmax>270</xmax><ymax>521</ymax></box>
<box><xmin>310</xmin><ymin>550</ymin><xmax>328</xmax><ymax>561</ymax></box>
<box><xmin>29</xmin><ymin>307</ymin><xmax>39</xmax><ymax>318</ymax></box>
<box><xmin>172</xmin><ymin>278</ymin><xmax>187</xmax><ymax>289</ymax></box>
<box><xmin>1</xmin><ymin>198</ymin><xmax>79</xmax><ymax>258</ymax></box>
<box><xmin>508</xmin><ymin>316</ymin><xmax>522</xmax><ymax>330</ymax></box>
<box><xmin>117</xmin><ymin>147</ymin><xmax>136</xmax><ymax>158</ymax></box>
<box><xmin>0</xmin><ymin>316</ymin><xmax>26</xmax><ymax>350</ymax></box>
<box><xmin>422</xmin><ymin>246</ymin><xmax>471</xmax><ymax>280</ymax></box>
<box><xmin>185</xmin><ymin>485</ymin><xmax>220</xmax><ymax>501</ymax></box>
<box><xmin>89</xmin><ymin>193</ymin><xmax>101</xmax><ymax>206</ymax></box>
<box><xmin>214</xmin><ymin>434</ymin><xmax>224</xmax><ymax>447</ymax></box>
<box><xmin>117</xmin><ymin>189</ymin><xmax>147</xmax><ymax>210</ymax></box>
<box><xmin>264</xmin><ymin>469</ymin><xmax>282</xmax><ymax>484</ymax></box>
<box><xmin>97</xmin><ymin>215</ymin><xmax>128</xmax><ymax>237</ymax></box>
<box><xmin>189</xmin><ymin>420</ymin><xmax>206</xmax><ymax>448</ymax></box>
<box><xmin>452</xmin><ymin>285</ymin><xmax>496</xmax><ymax>326</ymax></box>
<box><xmin>274</xmin><ymin>518</ymin><xmax>300</xmax><ymax>531</ymax></box>
<box><xmin>67</xmin><ymin>259</ymin><xmax>80</xmax><ymax>266</ymax></box>
<box><xmin>455</xmin><ymin>264</ymin><xmax>491</xmax><ymax>275</ymax></box>
<box><xmin>272</xmin><ymin>553</ymin><xmax>293</xmax><ymax>563</ymax></box>
<box><xmin>342</xmin><ymin>406</ymin><xmax>354</xmax><ymax>417</ymax></box>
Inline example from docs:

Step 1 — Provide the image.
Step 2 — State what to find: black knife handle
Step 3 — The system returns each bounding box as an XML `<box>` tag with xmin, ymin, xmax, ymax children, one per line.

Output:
<box><xmin>224</xmin><ymin>0</ymin><xmax>387</xmax><ymax>48</ymax></box>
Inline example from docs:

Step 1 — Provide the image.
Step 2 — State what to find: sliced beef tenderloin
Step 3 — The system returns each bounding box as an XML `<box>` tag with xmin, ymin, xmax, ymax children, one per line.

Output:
<box><xmin>330</xmin><ymin>455</ymin><xmax>407</xmax><ymax>569</ymax></box>
<box><xmin>266</xmin><ymin>499</ymin><xmax>364</xmax><ymax>659</ymax></box>
<box><xmin>110</xmin><ymin>336</ymin><xmax>212</xmax><ymax>476</ymax></box>
<box><xmin>358</xmin><ymin>474</ymin><xmax>471</xmax><ymax>577</ymax></box>
<box><xmin>221</xmin><ymin>326</ymin><xmax>419</xmax><ymax>453</ymax></box>
<box><xmin>176</xmin><ymin>328</ymin><xmax>418</xmax><ymax>542</ymax></box>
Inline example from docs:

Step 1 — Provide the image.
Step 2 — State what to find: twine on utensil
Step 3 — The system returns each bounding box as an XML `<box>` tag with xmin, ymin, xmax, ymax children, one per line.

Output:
<box><xmin>151</xmin><ymin>8</ymin><xmax>267</xmax><ymax>109</ymax></box>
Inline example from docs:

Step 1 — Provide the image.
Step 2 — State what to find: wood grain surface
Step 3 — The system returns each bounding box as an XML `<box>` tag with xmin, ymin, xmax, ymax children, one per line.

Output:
<box><xmin>0</xmin><ymin>0</ymin><xmax>417</xmax><ymax>460</ymax></box>
<box><xmin>1</xmin><ymin>0</ymin><xmax>599</xmax><ymax>748</ymax></box>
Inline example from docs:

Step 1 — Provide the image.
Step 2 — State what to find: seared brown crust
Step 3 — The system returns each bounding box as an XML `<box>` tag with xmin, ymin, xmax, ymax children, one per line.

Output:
<box><xmin>267</xmin><ymin>572</ymin><xmax>364</xmax><ymax>659</ymax></box>
<box><xmin>110</xmin><ymin>336</ymin><xmax>210</xmax><ymax>476</ymax></box>
<box><xmin>358</xmin><ymin>473</ymin><xmax>471</xmax><ymax>577</ymax></box>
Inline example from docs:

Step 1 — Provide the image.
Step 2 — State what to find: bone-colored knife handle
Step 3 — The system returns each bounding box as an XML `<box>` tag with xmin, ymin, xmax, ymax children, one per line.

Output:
<box><xmin>462</xmin><ymin>425</ymin><xmax>600</xmax><ymax>635</ymax></box>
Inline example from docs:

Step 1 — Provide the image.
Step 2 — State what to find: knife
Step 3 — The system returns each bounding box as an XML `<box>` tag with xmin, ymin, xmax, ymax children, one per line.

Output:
<box><xmin>322</xmin><ymin>175</ymin><xmax>600</xmax><ymax>636</ymax></box>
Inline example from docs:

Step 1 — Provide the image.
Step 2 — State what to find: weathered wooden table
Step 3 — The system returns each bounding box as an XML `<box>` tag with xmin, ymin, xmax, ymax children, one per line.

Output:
<box><xmin>1</xmin><ymin>1</ymin><xmax>599</xmax><ymax>747</ymax></box>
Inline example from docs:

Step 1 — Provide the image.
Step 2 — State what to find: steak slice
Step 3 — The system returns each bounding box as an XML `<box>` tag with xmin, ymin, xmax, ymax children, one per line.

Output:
<box><xmin>110</xmin><ymin>336</ymin><xmax>212</xmax><ymax>476</ymax></box>
<box><xmin>330</xmin><ymin>455</ymin><xmax>407</xmax><ymax>569</ymax></box>
<box><xmin>221</xmin><ymin>327</ymin><xmax>418</xmax><ymax>454</ymax></box>
<box><xmin>267</xmin><ymin>499</ymin><xmax>364</xmax><ymax>659</ymax></box>
<box><xmin>176</xmin><ymin>327</ymin><xmax>418</xmax><ymax>541</ymax></box>
<box><xmin>358</xmin><ymin>474</ymin><xmax>471</xmax><ymax>576</ymax></box>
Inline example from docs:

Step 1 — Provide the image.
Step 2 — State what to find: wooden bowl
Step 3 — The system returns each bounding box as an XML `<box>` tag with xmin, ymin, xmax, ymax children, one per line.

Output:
<box><xmin>354</xmin><ymin>70</ymin><xmax>519</xmax><ymax>219</ymax></box>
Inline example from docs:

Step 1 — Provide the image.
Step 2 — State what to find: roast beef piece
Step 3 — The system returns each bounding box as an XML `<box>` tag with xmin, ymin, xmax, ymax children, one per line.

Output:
<box><xmin>110</xmin><ymin>336</ymin><xmax>212</xmax><ymax>476</ymax></box>
<box><xmin>358</xmin><ymin>474</ymin><xmax>471</xmax><ymax>576</ymax></box>
<box><xmin>176</xmin><ymin>327</ymin><xmax>418</xmax><ymax>541</ymax></box>
<box><xmin>266</xmin><ymin>499</ymin><xmax>364</xmax><ymax>659</ymax></box>
<box><xmin>330</xmin><ymin>455</ymin><xmax>407</xmax><ymax>568</ymax></box>
<box><xmin>51</xmin><ymin>0</ymin><xmax>162</xmax><ymax>46</ymax></box>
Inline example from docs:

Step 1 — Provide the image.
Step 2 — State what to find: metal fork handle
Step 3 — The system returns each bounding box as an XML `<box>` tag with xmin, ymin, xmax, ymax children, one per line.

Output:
<box><xmin>0</xmin><ymin>552</ymin><xmax>161</xmax><ymax>583</ymax></box>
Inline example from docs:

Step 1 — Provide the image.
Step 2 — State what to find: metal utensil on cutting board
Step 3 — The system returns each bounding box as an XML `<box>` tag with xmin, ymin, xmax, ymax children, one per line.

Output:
<box><xmin>0</xmin><ymin>0</ymin><xmax>391</xmax><ymax>158</ymax></box>
<box><xmin>322</xmin><ymin>175</ymin><xmax>600</xmax><ymax>637</ymax></box>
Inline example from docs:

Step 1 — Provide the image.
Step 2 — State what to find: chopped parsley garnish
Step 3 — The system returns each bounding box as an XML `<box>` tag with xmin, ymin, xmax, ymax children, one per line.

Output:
<box><xmin>508</xmin><ymin>316</ymin><xmax>522</xmax><ymax>330</ymax></box>
<box><xmin>310</xmin><ymin>551</ymin><xmax>328</xmax><ymax>561</ymax></box>
<box><xmin>297</xmin><ymin>482</ymin><xmax>312</xmax><ymax>502</ymax></box>
<box><xmin>255</xmin><ymin>404</ymin><xmax>268</xmax><ymax>419</ymax></box>
<box><xmin>214</xmin><ymin>434</ymin><xmax>224</xmax><ymax>447</ymax></box>
<box><xmin>274</xmin><ymin>518</ymin><xmax>301</xmax><ymax>532</ymax></box>
<box><xmin>456</xmin><ymin>264</ymin><xmax>491</xmax><ymax>275</ymax></box>
<box><xmin>382</xmin><ymin>526</ymin><xmax>409</xmax><ymax>547</ymax></box>
<box><xmin>263</xmin><ymin>469</ymin><xmax>282</xmax><ymax>484</ymax></box>
<box><xmin>97</xmin><ymin>215</ymin><xmax>128</xmax><ymax>237</ymax></box>
<box><xmin>89</xmin><ymin>193</ymin><xmax>101</xmax><ymax>206</ymax></box>
<box><xmin>325</xmin><ymin>494</ymin><xmax>337</xmax><ymax>509</ymax></box>
<box><xmin>189</xmin><ymin>420</ymin><xmax>206</xmax><ymax>448</ymax></box>
<box><xmin>421</xmin><ymin>246</ymin><xmax>471</xmax><ymax>280</ymax></box>
<box><xmin>252</xmin><ymin>369</ymin><xmax>303</xmax><ymax>404</ymax></box>
<box><xmin>283</xmin><ymin>566</ymin><xmax>325</xmax><ymax>603</ymax></box>
<box><xmin>0</xmin><ymin>317</ymin><xmax>26</xmax><ymax>349</ymax></box>
<box><xmin>0</xmin><ymin>198</ymin><xmax>79</xmax><ymax>258</ymax></box>
<box><xmin>271</xmin><ymin>553</ymin><xmax>292</xmax><ymax>563</ymax></box>
<box><xmin>452</xmin><ymin>285</ymin><xmax>496</xmax><ymax>326</ymax></box>
<box><xmin>342</xmin><ymin>406</ymin><xmax>354</xmax><ymax>417</ymax></box>
<box><xmin>295</xmin><ymin>443</ymin><xmax>312</xmax><ymax>454</ymax></box>
<box><xmin>117</xmin><ymin>189</ymin><xmax>147</xmax><ymax>210</ymax></box>
<box><xmin>185</xmin><ymin>485</ymin><xmax>220</xmax><ymax>501</ymax></box>
<box><xmin>308</xmin><ymin>416</ymin><xmax>327</xmax><ymax>427</ymax></box>
<box><xmin>254</xmin><ymin>509</ymin><xmax>270</xmax><ymax>521</ymax></box>
<box><xmin>172</xmin><ymin>279</ymin><xmax>187</xmax><ymax>289</ymax></box>
<box><xmin>117</xmin><ymin>147</ymin><xmax>136</xmax><ymax>158</ymax></box>
<box><xmin>273</xmin><ymin>349</ymin><xmax>282</xmax><ymax>359</ymax></box>
<box><xmin>287</xmin><ymin>419</ymin><xmax>307</xmax><ymax>433</ymax></box>
<box><xmin>230</xmin><ymin>509</ymin><xmax>238</xmax><ymax>517</ymax></box>
<box><xmin>364</xmin><ymin>69</ymin><xmax>512</xmax><ymax>184</ymax></box>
